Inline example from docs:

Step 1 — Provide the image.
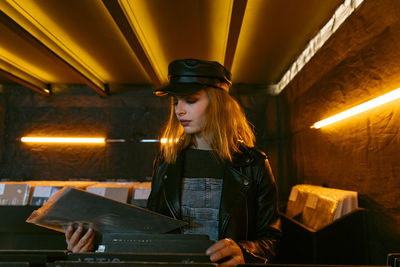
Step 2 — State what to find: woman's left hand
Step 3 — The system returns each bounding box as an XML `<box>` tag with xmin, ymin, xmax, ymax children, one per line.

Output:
<box><xmin>206</xmin><ymin>238</ymin><xmax>245</xmax><ymax>267</ymax></box>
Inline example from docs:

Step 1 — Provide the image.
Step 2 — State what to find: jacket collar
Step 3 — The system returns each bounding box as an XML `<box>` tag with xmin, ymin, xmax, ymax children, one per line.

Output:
<box><xmin>230</xmin><ymin>145</ymin><xmax>256</xmax><ymax>167</ymax></box>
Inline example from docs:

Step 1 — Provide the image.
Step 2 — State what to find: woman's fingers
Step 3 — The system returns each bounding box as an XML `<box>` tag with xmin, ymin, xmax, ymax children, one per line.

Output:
<box><xmin>206</xmin><ymin>238</ymin><xmax>227</xmax><ymax>255</ymax></box>
<box><xmin>206</xmin><ymin>238</ymin><xmax>244</xmax><ymax>266</ymax></box>
<box><xmin>76</xmin><ymin>228</ymin><xmax>95</xmax><ymax>253</ymax></box>
<box><xmin>65</xmin><ymin>223</ymin><xmax>95</xmax><ymax>253</ymax></box>
<box><xmin>71</xmin><ymin>227</ymin><xmax>95</xmax><ymax>253</ymax></box>
<box><xmin>209</xmin><ymin>242</ymin><xmax>233</xmax><ymax>261</ymax></box>
<box><xmin>67</xmin><ymin>224</ymin><xmax>84</xmax><ymax>251</ymax></box>
<box><xmin>66</xmin><ymin>224</ymin><xmax>80</xmax><ymax>250</ymax></box>
<box><xmin>65</xmin><ymin>224</ymin><xmax>74</xmax><ymax>242</ymax></box>
<box><xmin>79</xmin><ymin>237</ymin><xmax>95</xmax><ymax>252</ymax></box>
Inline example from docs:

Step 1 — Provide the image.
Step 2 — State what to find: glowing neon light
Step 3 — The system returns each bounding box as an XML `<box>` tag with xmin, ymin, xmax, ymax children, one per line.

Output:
<box><xmin>21</xmin><ymin>137</ymin><xmax>105</xmax><ymax>144</ymax></box>
<box><xmin>312</xmin><ymin>88</ymin><xmax>400</xmax><ymax>129</ymax></box>
<box><xmin>140</xmin><ymin>139</ymin><xmax>160</xmax><ymax>143</ymax></box>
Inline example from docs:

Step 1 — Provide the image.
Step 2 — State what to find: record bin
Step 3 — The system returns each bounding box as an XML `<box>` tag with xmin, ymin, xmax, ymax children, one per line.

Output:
<box><xmin>277</xmin><ymin>207</ymin><xmax>369</xmax><ymax>265</ymax></box>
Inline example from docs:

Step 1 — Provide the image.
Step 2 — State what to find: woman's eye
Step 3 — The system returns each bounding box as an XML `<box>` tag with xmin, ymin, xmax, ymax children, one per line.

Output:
<box><xmin>186</xmin><ymin>98</ymin><xmax>198</xmax><ymax>104</ymax></box>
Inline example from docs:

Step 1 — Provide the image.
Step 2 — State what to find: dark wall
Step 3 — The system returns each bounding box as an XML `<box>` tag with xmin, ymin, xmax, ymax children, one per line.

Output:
<box><xmin>0</xmin><ymin>84</ymin><xmax>281</xmax><ymax>184</ymax></box>
<box><xmin>283</xmin><ymin>0</ymin><xmax>400</xmax><ymax>264</ymax></box>
<box><xmin>0</xmin><ymin>84</ymin><xmax>169</xmax><ymax>181</ymax></box>
<box><xmin>0</xmin><ymin>85</ymin><xmax>4</xmax><ymax>166</ymax></box>
<box><xmin>232</xmin><ymin>85</ymin><xmax>294</xmax><ymax>203</ymax></box>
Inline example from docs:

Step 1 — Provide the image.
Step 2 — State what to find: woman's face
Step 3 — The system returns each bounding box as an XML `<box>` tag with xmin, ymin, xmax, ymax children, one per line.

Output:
<box><xmin>174</xmin><ymin>89</ymin><xmax>209</xmax><ymax>135</ymax></box>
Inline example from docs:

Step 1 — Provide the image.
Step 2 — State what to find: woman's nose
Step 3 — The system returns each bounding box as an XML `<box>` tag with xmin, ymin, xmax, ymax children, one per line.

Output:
<box><xmin>175</xmin><ymin>101</ymin><xmax>186</xmax><ymax>116</ymax></box>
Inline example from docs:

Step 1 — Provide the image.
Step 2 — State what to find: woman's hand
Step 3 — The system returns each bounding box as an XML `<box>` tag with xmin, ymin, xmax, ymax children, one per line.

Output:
<box><xmin>65</xmin><ymin>223</ymin><xmax>95</xmax><ymax>253</ymax></box>
<box><xmin>206</xmin><ymin>238</ymin><xmax>245</xmax><ymax>267</ymax></box>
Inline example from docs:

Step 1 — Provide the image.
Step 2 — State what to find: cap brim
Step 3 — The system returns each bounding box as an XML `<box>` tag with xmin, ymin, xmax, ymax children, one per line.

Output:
<box><xmin>154</xmin><ymin>83</ymin><xmax>206</xmax><ymax>96</ymax></box>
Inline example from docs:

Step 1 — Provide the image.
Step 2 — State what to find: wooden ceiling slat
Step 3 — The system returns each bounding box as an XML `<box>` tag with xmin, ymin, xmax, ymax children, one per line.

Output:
<box><xmin>0</xmin><ymin>68</ymin><xmax>50</xmax><ymax>96</ymax></box>
<box><xmin>224</xmin><ymin>0</ymin><xmax>247</xmax><ymax>72</ymax></box>
<box><xmin>102</xmin><ymin>0</ymin><xmax>162</xmax><ymax>89</ymax></box>
<box><xmin>0</xmin><ymin>10</ymin><xmax>107</xmax><ymax>96</ymax></box>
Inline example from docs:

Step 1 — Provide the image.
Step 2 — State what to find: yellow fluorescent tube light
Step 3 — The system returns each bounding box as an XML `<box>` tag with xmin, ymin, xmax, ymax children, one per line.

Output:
<box><xmin>21</xmin><ymin>137</ymin><xmax>105</xmax><ymax>144</ymax></box>
<box><xmin>312</xmin><ymin>88</ymin><xmax>400</xmax><ymax>129</ymax></box>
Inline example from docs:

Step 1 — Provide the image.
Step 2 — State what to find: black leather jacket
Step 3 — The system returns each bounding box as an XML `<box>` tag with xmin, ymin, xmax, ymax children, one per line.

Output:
<box><xmin>147</xmin><ymin>146</ymin><xmax>282</xmax><ymax>263</ymax></box>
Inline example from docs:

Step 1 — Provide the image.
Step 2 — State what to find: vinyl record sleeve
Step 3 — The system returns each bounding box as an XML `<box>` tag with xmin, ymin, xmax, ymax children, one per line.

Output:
<box><xmin>26</xmin><ymin>187</ymin><xmax>186</xmax><ymax>234</ymax></box>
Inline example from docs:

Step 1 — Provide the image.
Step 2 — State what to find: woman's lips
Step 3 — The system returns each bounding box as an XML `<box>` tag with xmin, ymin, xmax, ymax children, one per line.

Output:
<box><xmin>180</xmin><ymin>120</ymin><xmax>191</xmax><ymax>126</ymax></box>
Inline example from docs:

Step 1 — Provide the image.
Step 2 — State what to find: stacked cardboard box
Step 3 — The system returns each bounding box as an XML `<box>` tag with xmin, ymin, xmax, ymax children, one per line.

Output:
<box><xmin>28</xmin><ymin>181</ymin><xmax>96</xmax><ymax>206</ymax></box>
<box><xmin>0</xmin><ymin>180</ymin><xmax>153</xmax><ymax>207</ymax></box>
<box><xmin>0</xmin><ymin>182</ymin><xmax>31</xmax><ymax>205</ymax></box>
<box><xmin>286</xmin><ymin>184</ymin><xmax>358</xmax><ymax>230</ymax></box>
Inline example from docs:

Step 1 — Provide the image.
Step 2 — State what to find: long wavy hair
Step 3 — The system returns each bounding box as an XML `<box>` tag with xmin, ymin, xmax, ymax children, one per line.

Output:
<box><xmin>160</xmin><ymin>87</ymin><xmax>255</xmax><ymax>163</ymax></box>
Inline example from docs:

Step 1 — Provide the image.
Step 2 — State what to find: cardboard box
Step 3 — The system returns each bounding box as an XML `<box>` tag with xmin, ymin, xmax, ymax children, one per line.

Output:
<box><xmin>286</xmin><ymin>185</ymin><xmax>308</xmax><ymax>217</ymax></box>
<box><xmin>302</xmin><ymin>190</ymin><xmax>338</xmax><ymax>230</ymax></box>
<box><xmin>0</xmin><ymin>182</ymin><xmax>31</xmax><ymax>206</ymax></box>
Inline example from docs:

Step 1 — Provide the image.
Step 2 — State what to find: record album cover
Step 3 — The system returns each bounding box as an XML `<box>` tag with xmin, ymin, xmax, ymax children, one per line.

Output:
<box><xmin>26</xmin><ymin>187</ymin><xmax>185</xmax><ymax>234</ymax></box>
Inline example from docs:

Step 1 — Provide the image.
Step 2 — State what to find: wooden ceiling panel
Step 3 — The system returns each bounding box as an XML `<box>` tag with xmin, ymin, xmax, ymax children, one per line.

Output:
<box><xmin>0</xmin><ymin>0</ymin><xmax>362</xmax><ymax>95</ymax></box>
<box><xmin>0</xmin><ymin>18</ymin><xmax>80</xmax><ymax>83</ymax></box>
<box><xmin>119</xmin><ymin>0</ymin><xmax>233</xmax><ymax>85</ymax></box>
<box><xmin>3</xmin><ymin>0</ymin><xmax>151</xmax><ymax>84</ymax></box>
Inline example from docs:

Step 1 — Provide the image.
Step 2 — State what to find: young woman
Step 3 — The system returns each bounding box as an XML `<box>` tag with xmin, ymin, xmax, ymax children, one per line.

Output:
<box><xmin>66</xmin><ymin>59</ymin><xmax>281</xmax><ymax>266</ymax></box>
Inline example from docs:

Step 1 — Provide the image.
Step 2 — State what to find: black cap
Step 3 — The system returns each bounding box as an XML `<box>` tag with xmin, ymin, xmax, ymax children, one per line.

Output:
<box><xmin>154</xmin><ymin>59</ymin><xmax>232</xmax><ymax>96</ymax></box>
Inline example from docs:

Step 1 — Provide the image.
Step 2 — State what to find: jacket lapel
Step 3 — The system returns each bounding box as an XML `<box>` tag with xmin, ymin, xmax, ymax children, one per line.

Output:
<box><xmin>164</xmin><ymin>152</ymin><xmax>184</xmax><ymax>218</ymax></box>
<box><xmin>219</xmin><ymin>164</ymin><xmax>250</xmax><ymax>236</ymax></box>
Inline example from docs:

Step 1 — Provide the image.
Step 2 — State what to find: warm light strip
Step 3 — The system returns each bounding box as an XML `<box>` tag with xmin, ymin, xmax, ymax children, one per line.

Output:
<box><xmin>312</xmin><ymin>88</ymin><xmax>400</xmax><ymax>129</ymax></box>
<box><xmin>21</xmin><ymin>137</ymin><xmax>105</xmax><ymax>144</ymax></box>
<box><xmin>272</xmin><ymin>0</ymin><xmax>365</xmax><ymax>95</ymax></box>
